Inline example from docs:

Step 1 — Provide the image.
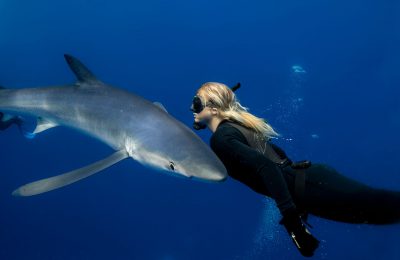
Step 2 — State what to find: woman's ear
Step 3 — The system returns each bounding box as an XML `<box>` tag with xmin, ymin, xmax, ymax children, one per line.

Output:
<box><xmin>211</xmin><ymin>107</ymin><xmax>218</xmax><ymax>115</ymax></box>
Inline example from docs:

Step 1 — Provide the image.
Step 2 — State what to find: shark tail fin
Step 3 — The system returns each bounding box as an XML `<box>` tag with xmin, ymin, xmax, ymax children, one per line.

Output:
<box><xmin>0</xmin><ymin>113</ymin><xmax>35</xmax><ymax>139</ymax></box>
<box><xmin>0</xmin><ymin>86</ymin><xmax>35</xmax><ymax>138</ymax></box>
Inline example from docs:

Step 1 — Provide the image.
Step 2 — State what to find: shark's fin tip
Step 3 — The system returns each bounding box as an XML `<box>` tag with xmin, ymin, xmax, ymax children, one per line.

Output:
<box><xmin>11</xmin><ymin>189</ymin><xmax>22</xmax><ymax>196</ymax></box>
<box><xmin>153</xmin><ymin>102</ymin><xmax>168</xmax><ymax>113</ymax></box>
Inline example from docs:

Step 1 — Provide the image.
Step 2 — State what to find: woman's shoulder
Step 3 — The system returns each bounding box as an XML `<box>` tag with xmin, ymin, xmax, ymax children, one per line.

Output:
<box><xmin>210</xmin><ymin>121</ymin><xmax>248</xmax><ymax>147</ymax></box>
<box><xmin>211</xmin><ymin>120</ymin><xmax>243</xmax><ymax>137</ymax></box>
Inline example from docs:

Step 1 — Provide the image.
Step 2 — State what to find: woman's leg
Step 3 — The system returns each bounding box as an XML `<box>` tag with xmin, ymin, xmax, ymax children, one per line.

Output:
<box><xmin>282</xmin><ymin>163</ymin><xmax>400</xmax><ymax>224</ymax></box>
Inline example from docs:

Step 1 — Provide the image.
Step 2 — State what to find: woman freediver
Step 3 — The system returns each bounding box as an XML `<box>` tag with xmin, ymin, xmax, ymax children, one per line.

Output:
<box><xmin>189</xmin><ymin>82</ymin><xmax>400</xmax><ymax>257</ymax></box>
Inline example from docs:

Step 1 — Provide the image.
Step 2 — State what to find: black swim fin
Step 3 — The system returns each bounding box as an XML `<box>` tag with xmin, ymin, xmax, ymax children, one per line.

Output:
<box><xmin>279</xmin><ymin>208</ymin><xmax>320</xmax><ymax>257</ymax></box>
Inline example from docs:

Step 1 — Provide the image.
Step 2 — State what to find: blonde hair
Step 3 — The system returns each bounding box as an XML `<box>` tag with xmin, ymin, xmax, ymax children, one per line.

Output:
<box><xmin>197</xmin><ymin>82</ymin><xmax>280</xmax><ymax>140</ymax></box>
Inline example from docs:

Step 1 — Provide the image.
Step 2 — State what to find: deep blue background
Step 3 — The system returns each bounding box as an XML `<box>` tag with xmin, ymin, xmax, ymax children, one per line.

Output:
<box><xmin>1</xmin><ymin>0</ymin><xmax>400</xmax><ymax>259</ymax></box>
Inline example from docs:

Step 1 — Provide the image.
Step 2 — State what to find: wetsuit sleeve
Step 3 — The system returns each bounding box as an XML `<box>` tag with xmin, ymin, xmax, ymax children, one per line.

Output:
<box><xmin>210</xmin><ymin>126</ymin><xmax>296</xmax><ymax>214</ymax></box>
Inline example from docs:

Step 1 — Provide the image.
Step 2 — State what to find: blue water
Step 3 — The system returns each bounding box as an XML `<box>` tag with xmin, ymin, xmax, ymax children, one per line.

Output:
<box><xmin>1</xmin><ymin>0</ymin><xmax>399</xmax><ymax>259</ymax></box>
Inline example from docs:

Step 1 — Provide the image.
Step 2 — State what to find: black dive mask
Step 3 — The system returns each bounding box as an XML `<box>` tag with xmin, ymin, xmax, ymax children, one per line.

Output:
<box><xmin>190</xmin><ymin>95</ymin><xmax>205</xmax><ymax>114</ymax></box>
<box><xmin>191</xmin><ymin>82</ymin><xmax>241</xmax><ymax>130</ymax></box>
<box><xmin>190</xmin><ymin>95</ymin><xmax>208</xmax><ymax>130</ymax></box>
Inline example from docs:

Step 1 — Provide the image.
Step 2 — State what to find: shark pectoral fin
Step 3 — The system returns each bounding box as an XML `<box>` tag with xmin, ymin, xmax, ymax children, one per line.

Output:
<box><xmin>12</xmin><ymin>149</ymin><xmax>129</xmax><ymax>197</ymax></box>
<box><xmin>153</xmin><ymin>102</ymin><xmax>168</xmax><ymax>113</ymax></box>
<box><xmin>33</xmin><ymin>117</ymin><xmax>59</xmax><ymax>134</ymax></box>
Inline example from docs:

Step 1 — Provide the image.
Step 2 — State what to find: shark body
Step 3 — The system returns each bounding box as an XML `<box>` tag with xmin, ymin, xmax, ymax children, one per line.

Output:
<box><xmin>0</xmin><ymin>54</ymin><xmax>227</xmax><ymax>196</ymax></box>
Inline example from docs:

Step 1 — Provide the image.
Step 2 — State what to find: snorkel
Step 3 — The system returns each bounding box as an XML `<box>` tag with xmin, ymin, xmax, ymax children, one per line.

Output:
<box><xmin>191</xmin><ymin>83</ymin><xmax>241</xmax><ymax>130</ymax></box>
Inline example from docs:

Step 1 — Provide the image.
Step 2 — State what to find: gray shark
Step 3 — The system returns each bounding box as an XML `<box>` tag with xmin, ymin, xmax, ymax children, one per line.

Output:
<box><xmin>0</xmin><ymin>54</ymin><xmax>227</xmax><ymax>196</ymax></box>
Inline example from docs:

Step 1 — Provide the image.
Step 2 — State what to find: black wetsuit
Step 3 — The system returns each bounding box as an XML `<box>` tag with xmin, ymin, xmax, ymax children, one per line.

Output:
<box><xmin>210</xmin><ymin>119</ymin><xmax>400</xmax><ymax>225</ymax></box>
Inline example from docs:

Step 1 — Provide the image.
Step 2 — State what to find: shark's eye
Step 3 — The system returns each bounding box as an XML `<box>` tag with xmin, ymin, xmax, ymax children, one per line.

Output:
<box><xmin>169</xmin><ymin>161</ymin><xmax>175</xmax><ymax>171</ymax></box>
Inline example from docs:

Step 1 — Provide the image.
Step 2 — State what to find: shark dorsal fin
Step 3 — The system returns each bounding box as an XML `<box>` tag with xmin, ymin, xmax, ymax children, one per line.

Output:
<box><xmin>153</xmin><ymin>102</ymin><xmax>168</xmax><ymax>113</ymax></box>
<box><xmin>64</xmin><ymin>54</ymin><xmax>102</xmax><ymax>84</ymax></box>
